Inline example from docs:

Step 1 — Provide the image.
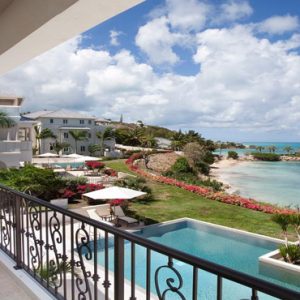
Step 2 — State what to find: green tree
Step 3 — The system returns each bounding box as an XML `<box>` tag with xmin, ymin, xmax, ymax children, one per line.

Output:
<box><xmin>69</xmin><ymin>130</ymin><xmax>87</xmax><ymax>154</ymax></box>
<box><xmin>140</xmin><ymin>134</ymin><xmax>157</xmax><ymax>148</ymax></box>
<box><xmin>283</xmin><ymin>146</ymin><xmax>293</xmax><ymax>155</ymax></box>
<box><xmin>171</xmin><ymin>130</ymin><xmax>186</xmax><ymax>150</ymax></box>
<box><xmin>228</xmin><ymin>151</ymin><xmax>238</xmax><ymax>159</ymax></box>
<box><xmin>88</xmin><ymin>144</ymin><xmax>101</xmax><ymax>156</ymax></box>
<box><xmin>96</xmin><ymin>127</ymin><xmax>115</xmax><ymax>156</ymax></box>
<box><xmin>271</xmin><ymin>214</ymin><xmax>290</xmax><ymax>247</ymax></box>
<box><xmin>34</xmin><ymin>126</ymin><xmax>56</xmax><ymax>154</ymax></box>
<box><xmin>255</xmin><ymin>146</ymin><xmax>264</xmax><ymax>153</ymax></box>
<box><xmin>266</xmin><ymin>145</ymin><xmax>276</xmax><ymax>153</ymax></box>
<box><xmin>0</xmin><ymin>111</ymin><xmax>15</xmax><ymax>128</ymax></box>
<box><xmin>50</xmin><ymin>140</ymin><xmax>70</xmax><ymax>155</ymax></box>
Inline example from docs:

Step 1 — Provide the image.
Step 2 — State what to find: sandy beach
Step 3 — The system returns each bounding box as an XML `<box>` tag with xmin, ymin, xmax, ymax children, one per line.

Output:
<box><xmin>211</xmin><ymin>158</ymin><xmax>250</xmax><ymax>194</ymax></box>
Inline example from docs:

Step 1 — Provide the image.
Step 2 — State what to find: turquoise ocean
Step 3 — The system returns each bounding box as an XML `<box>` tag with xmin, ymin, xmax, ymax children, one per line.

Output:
<box><xmin>216</xmin><ymin>142</ymin><xmax>300</xmax><ymax>208</ymax></box>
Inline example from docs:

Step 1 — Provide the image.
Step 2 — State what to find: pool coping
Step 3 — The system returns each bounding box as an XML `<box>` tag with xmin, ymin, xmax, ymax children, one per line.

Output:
<box><xmin>130</xmin><ymin>217</ymin><xmax>285</xmax><ymax>245</ymax></box>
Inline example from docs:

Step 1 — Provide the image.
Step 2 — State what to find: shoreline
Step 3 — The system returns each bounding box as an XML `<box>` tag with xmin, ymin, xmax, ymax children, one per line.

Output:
<box><xmin>211</xmin><ymin>158</ymin><xmax>250</xmax><ymax>194</ymax></box>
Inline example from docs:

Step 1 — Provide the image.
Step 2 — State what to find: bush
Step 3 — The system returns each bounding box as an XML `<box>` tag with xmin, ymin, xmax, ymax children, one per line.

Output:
<box><xmin>195</xmin><ymin>161</ymin><xmax>210</xmax><ymax>176</ymax></box>
<box><xmin>85</xmin><ymin>161</ymin><xmax>105</xmax><ymax>170</ymax></box>
<box><xmin>116</xmin><ymin>176</ymin><xmax>151</xmax><ymax>194</ymax></box>
<box><xmin>252</xmin><ymin>152</ymin><xmax>280</xmax><ymax>161</ymax></box>
<box><xmin>228</xmin><ymin>151</ymin><xmax>239</xmax><ymax>159</ymax></box>
<box><xmin>0</xmin><ymin>165</ymin><xmax>65</xmax><ymax>201</ymax></box>
<box><xmin>170</xmin><ymin>157</ymin><xmax>194</xmax><ymax>174</ymax></box>
<box><xmin>279</xmin><ymin>244</ymin><xmax>300</xmax><ymax>264</ymax></box>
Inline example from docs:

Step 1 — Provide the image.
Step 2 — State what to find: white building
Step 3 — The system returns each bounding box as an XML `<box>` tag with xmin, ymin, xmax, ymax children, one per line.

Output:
<box><xmin>23</xmin><ymin>109</ymin><xmax>115</xmax><ymax>155</ymax></box>
<box><xmin>0</xmin><ymin>97</ymin><xmax>34</xmax><ymax>168</ymax></box>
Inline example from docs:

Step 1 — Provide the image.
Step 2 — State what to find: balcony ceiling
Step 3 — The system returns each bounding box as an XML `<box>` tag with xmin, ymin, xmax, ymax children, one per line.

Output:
<box><xmin>0</xmin><ymin>0</ymin><xmax>13</xmax><ymax>15</ymax></box>
<box><xmin>0</xmin><ymin>0</ymin><xmax>143</xmax><ymax>76</ymax></box>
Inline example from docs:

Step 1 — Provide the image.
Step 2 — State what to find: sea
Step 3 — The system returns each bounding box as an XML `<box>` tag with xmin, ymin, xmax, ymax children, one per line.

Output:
<box><xmin>216</xmin><ymin>142</ymin><xmax>300</xmax><ymax>208</ymax></box>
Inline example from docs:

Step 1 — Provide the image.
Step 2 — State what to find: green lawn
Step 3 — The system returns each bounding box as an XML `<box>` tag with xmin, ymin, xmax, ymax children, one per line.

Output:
<box><xmin>105</xmin><ymin>160</ymin><xmax>294</xmax><ymax>240</ymax></box>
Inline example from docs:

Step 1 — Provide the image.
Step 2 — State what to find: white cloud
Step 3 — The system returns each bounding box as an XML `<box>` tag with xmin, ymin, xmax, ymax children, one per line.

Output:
<box><xmin>166</xmin><ymin>0</ymin><xmax>211</xmax><ymax>32</ymax></box>
<box><xmin>218</xmin><ymin>0</ymin><xmax>253</xmax><ymax>22</ymax></box>
<box><xmin>135</xmin><ymin>16</ymin><xmax>181</xmax><ymax>65</ymax></box>
<box><xmin>110</xmin><ymin>30</ymin><xmax>122</xmax><ymax>46</ymax></box>
<box><xmin>1</xmin><ymin>14</ymin><xmax>300</xmax><ymax>139</ymax></box>
<box><xmin>257</xmin><ymin>15</ymin><xmax>299</xmax><ymax>35</ymax></box>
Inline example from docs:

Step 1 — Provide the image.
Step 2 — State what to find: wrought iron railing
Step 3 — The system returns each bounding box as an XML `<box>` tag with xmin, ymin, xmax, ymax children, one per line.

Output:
<box><xmin>0</xmin><ymin>183</ymin><xmax>299</xmax><ymax>300</ymax></box>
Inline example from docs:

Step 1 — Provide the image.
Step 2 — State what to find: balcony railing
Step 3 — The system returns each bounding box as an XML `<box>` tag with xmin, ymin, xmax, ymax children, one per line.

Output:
<box><xmin>0</xmin><ymin>183</ymin><xmax>299</xmax><ymax>300</ymax></box>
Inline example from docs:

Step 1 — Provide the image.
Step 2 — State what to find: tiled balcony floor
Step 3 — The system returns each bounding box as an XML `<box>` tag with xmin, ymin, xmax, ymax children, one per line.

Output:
<box><xmin>0</xmin><ymin>262</ymin><xmax>36</xmax><ymax>300</ymax></box>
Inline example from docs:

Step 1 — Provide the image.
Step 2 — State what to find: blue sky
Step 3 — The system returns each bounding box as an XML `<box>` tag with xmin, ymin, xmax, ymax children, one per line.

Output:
<box><xmin>1</xmin><ymin>0</ymin><xmax>300</xmax><ymax>142</ymax></box>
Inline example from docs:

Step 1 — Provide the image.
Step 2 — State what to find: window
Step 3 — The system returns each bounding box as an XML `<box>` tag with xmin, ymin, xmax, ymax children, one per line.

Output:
<box><xmin>88</xmin><ymin>120</ymin><xmax>92</xmax><ymax>124</ymax></box>
<box><xmin>80</xmin><ymin>120</ymin><xmax>85</xmax><ymax>124</ymax></box>
<box><xmin>88</xmin><ymin>133</ymin><xmax>91</xmax><ymax>138</ymax></box>
<box><xmin>64</xmin><ymin>132</ymin><xmax>68</xmax><ymax>139</ymax></box>
<box><xmin>64</xmin><ymin>147</ymin><xmax>69</xmax><ymax>152</ymax></box>
<box><xmin>80</xmin><ymin>146</ymin><xmax>85</xmax><ymax>152</ymax></box>
<box><xmin>63</xmin><ymin>119</ymin><xmax>68</xmax><ymax>124</ymax></box>
<box><xmin>50</xmin><ymin>119</ymin><xmax>53</xmax><ymax>124</ymax></box>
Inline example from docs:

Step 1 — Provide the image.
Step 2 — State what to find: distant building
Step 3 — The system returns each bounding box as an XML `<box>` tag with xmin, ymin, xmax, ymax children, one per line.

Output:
<box><xmin>0</xmin><ymin>97</ymin><xmax>34</xmax><ymax>168</ymax></box>
<box><xmin>22</xmin><ymin>109</ymin><xmax>115</xmax><ymax>155</ymax></box>
<box><xmin>155</xmin><ymin>137</ymin><xmax>172</xmax><ymax>149</ymax></box>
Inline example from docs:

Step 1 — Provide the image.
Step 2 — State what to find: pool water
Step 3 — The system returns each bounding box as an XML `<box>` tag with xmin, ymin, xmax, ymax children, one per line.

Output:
<box><xmin>50</xmin><ymin>162</ymin><xmax>85</xmax><ymax>168</ymax></box>
<box><xmin>93</xmin><ymin>219</ymin><xmax>300</xmax><ymax>299</ymax></box>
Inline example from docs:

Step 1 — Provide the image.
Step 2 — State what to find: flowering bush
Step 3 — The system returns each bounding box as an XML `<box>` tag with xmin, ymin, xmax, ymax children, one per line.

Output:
<box><xmin>125</xmin><ymin>153</ymin><xmax>295</xmax><ymax>215</ymax></box>
<box><xmin>85</xmin><ymin>161</ymin><xmax>105</xmax><ymax>170</ymax></box>
<box><xmin>76</xmin><ymin>183</ymin><xmax>104</xmax><ymax>194</ymax></box>
<box><xmin>62</xmin><ymin>183</ymin><xmax>104</xmax><ymax>199</ymax></box>
<box><xmin>62</xmin><ymin>189</ymin><xmax>76</xmax><ymax>199</ymax></box>
<box><xmin>103</xmin><ymin>168</ymin><xmax>118</xmax><ymax>177</ymax></box>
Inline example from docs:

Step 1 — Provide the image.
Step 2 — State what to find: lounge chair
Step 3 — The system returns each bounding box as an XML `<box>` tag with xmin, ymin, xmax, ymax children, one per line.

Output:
<box><xmin>112</xmin><ymin>206</ymin><xmax>139</xmax><ymax>226</ymax></box>
<box><xmin>95</xmin><ymin>204</ymin><xmax>113</xmax><ymax>221</ymax></box>
<box><xmin>87</xmin><ymin>209</ymin><xmax>113</xmax><ymax>226</ymax></box>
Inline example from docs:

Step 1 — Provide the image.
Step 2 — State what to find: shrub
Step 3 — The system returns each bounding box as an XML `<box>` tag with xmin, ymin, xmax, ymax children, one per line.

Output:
<box><xmin>116</xmin><ymin>176</ymin><xmax>151</xmax><ymax>194</ymax></box>
<box><xmin>228</xmin><ymin>151</ymin><xmax>239</xmax><ymax>159</ymax></box>
<box><xmin>85</xmin><ymin>161</ymin><xmax>105</xmax><ymax>170</ymax></box>
<box><xmin>0</xmin><ymin>165</ymin><xmax>65</xmax><ymax>201</ymax></box>
<box><xmin>279</xmin><ymin>244</ymin><xmax>300</xmax><ymax>264</ymax></box>
<box><xmin>170</xmin><ymin>157</ymin><xmax>194</xmax><ymax>174</ymax></box>
<box><xmin>251</xmin><ymin>152</ymin><xmax>280</xmax><ymax>161</ymax></box>
<box><xmin>195</xmin><ymin>161</ymin><xmax>210</xmax><ymax>176</ymax></box>
<box><xmin>103</xmin><ymin>168</ymin><xmax>118</xmax><ymax>177</ymax></box>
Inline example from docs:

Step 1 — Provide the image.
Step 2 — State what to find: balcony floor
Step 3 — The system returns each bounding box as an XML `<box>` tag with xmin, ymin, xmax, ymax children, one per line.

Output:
<box><xmin>0</xmin><ymin>262</ymin><xmax>36</xmax><ymax>300</ymax></box>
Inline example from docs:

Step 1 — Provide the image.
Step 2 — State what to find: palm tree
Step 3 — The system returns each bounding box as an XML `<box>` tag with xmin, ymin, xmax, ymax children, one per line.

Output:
<box><xmin>141</xmin><ymin>134</ymin><xmax>157</xmax><ymax>148</ymax></box>
<box><xmin>256</xmin><ymin>146</ymin><xmax>264</xmax><ymax>153</ymax></box>
<box><xmin>271</xmin><ymin>214</ymin><xmax>290</xmax><ymax>247</ymax></box>
<box><xmin>283</xmin><ymin>146</ymin><xmax>293</xmax><ymax>155</ymax></box>
<box><xmin>34</xmin><ymin>126</ymin><xmax>56</xmax><ymax>154</ymax></box>
<box><xmin>0</xmin><ymin>111</ymin><xmax>15</xmax><ymax>128</ymax></box>
<box><xmin>50</xmin><ymin>140</ymin><xmax>70</xmax><ymax>155</ymax></box>
<box><xmin>171</xmin><ymin>130</ymin><xmax>186</xmax><ymax>150</ymax></box>
<box><xmin>69</xmin><ymin>130</ymin><xmax>87</xmax><ymax>154</ymax></box>
<box><xmin>96</xmin><ymin>127</ymin><xmax>115</xmax><ymax>156</ymax></box>
<box><xmin>266</xmin><ymin>145</ymin><xmax>276</xmax><ymax>153</ymax></box>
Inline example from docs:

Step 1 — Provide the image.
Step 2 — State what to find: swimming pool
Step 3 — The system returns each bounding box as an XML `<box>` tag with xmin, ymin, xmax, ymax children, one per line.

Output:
<box><xmin>93</xmin><ymin>219</ymin><xmax>299</xmax><ymax>299</ymax></box>
<box><xmin>50</xmin><ymin>162</ymin><xmax>85</xmax><ymax>168</ymax></box>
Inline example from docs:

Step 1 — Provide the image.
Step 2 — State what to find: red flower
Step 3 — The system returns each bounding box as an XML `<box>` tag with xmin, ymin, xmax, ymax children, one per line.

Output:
<box><xmin>125</xmin><ymin>152</ymin><xmax>296</xmax><ymax>215</ymax></box>
<box><xmin>85</xmin><ymin>161</ymin><xmax>105</xmax><ymax>170</ymax></box>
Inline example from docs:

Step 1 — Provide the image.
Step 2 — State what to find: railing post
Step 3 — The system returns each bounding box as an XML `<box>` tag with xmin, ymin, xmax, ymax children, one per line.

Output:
<box><xmin>114</xmin><ymin>235</ymin><xmax>124</xmax><ymax>300</ymax></box>
<box><xmin>14</xmin><ymin>195</ymin><xmax>22</xmax><ymax>270</ymax></box>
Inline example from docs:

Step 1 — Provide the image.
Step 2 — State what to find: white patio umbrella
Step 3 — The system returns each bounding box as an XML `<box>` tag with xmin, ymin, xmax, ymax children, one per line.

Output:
<box><xmin>75</xmin><ymin>155</ymin><xmax>100</xmax><ymax>162</ymax></box>
<box><xmin>66</xmin><ymin>153</ymin><xmax>84</xmax><ymax>158</ymax></box>
<box><xmin>83</xmin><ymin>186</ymin><xmax>146</xmax><ymax>200</ymax></box>
<box><xmin>38</xmin><ymin>153</ymin><xmax>58</xmax><ymax>157</ymax></box>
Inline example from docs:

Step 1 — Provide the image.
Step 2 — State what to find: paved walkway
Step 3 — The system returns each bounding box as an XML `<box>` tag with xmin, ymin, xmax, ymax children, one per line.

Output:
<box><xmin>0</xmin><ymin>263</ymin><xmax>36</xmax><ymax>300</ymax></box>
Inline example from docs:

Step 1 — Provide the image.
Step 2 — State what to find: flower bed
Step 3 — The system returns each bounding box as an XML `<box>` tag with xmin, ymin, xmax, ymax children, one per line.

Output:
<box><xmin>125</xmin><ymin>153</ymin><xmax>294</xmax><ymax>215</ymax></box>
